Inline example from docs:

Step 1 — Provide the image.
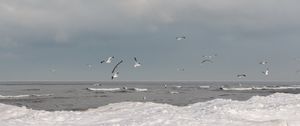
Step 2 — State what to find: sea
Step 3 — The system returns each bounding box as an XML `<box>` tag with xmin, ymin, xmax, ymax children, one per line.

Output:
<box><xmin>0</xmin><ymin>81</ymin><xmax>299</xmax><ymax>126</ymax></box>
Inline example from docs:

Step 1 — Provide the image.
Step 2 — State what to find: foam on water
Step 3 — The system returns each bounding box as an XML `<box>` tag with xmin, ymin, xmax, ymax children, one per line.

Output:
<box><xmin>86</xmin><ymin>87</ymin><xmax>148</xmax><ymax>92</ymax></box>
<box><xmin>0</xmin><ymin>94</ymin><xmax>53</xmax><ymax>99</ymax></box>
<box><xmin>220</xmin><ymin>85</ymin><xmax>300</xmax><ymax>91</ymax></box>
<box><xmin>0</xmin><ymin>93</ymin><xmax>299</xmax><ymax>126</ymax></box>
<box><xmin>86</xmin><ymin>87</ymin><xmax>121</xmax><ymax>91</ymax></box>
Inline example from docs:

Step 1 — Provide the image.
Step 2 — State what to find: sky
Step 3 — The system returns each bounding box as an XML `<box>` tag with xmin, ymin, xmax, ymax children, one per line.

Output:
<box><xmin>1</xmin><ymin>0</ymin><xmax>300</xmax><ymax>81</ymax></box>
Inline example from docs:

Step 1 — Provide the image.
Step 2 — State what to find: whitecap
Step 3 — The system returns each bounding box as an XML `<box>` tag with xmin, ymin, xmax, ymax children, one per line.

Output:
<box><xmin>86</xmin><ymin>88</ymin><xmax>121</xmax><ymax>92</ymax></box>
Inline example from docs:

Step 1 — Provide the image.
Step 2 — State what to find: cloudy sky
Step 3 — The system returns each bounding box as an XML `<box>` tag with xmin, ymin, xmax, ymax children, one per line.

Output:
<box><xmin>1</xmin><ymin>0</ymin><xmax>300</xmax><ymax>81</ymax></box>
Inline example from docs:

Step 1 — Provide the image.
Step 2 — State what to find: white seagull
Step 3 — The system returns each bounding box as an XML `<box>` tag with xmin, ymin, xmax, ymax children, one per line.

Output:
<box><xmin>259</xmin><ymin>61</ymin><xmax>268</xmax><ymax>65</ymax></box>
<box><xmin>112</xmin><ymin>60</ymin><xmax>123</xmax><ymax>73</ymax></box>
<box><xmin>111</xmin><ymin>72</ymin><xmax>119</xmax><ymax>80</ymax></box>
<box><xmin>100</xmin><ymin>56</ymin><xmax>114</xmax><ymax>64</ymax></box>
<box><xmin>237</xmin><ymin>74</ymin><xmax>246</xmax><ymax>78</ymax></box>
<box><xmin>86</xmin><ymin>64</ymin><xmax>92</xmax><ymax>69</ymax></box>
<box><xmin>134</xmin><ymin>57</ymin><xmax>141</xmax><ymax>68</ymax></box>
<box><xmin>176</xmin><ymin>36</ymin><xmax>186</xmax><ymax>40</ymax></box>
<box><xmin>262</xmin><ymin>68</ymin><xmax>269</xmax><ymax>76</ymax></box>
<box><xmin>201</xmin><ymin>59</ymin><xmax>213</xmax><ymax>64</ymax></box>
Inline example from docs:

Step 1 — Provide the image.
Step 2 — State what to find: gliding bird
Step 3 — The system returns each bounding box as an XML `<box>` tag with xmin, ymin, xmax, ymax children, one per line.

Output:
<box><xmin>112</xmin><ymin>60</ymin><xmax>123</xmax><ymax>73</ymax></box>
<box><xmin>134</xmin><ymin>57</ymin><xmax>141</xmax><ymax>68</ymax></box>
<box><xmin>100</xmin><ymin>56</ymin><xmax>114</xmax><ymax>64</ymax></box>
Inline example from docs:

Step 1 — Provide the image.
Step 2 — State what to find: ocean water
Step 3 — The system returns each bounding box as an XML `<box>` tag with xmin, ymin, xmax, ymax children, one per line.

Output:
<box><xmin>0</xmin><ymin>81</ymin><xmax>299</xmax><ymax>126</ymax></box>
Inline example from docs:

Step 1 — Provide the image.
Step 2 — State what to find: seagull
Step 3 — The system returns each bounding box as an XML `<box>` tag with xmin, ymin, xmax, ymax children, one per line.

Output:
<box><xmin>86</xmin><ymin>64</ymin><xmax>92</xmax><ymax>69</ymax></box>
<box><xmin>259</xmin><ymin>61</ymin><xmax>268</xmax><ymax>65</ymax></box>
<box><xmin>111</xmin><ymin>72</ymin><xmax>119</xmax><ymax>80</ymax></box>
<box><xmin>164</xmin><ymin>84</ymin><xmax>167</xmax><ymax>88</ymax></box>
<box><xmin>262</xmin><ymin>68</ymin><xmax>269</xmax><ymax>75</ymax></box>
<box><xmin>93</xmin><ymin>83</ymin><xmax>102</xmax><ymax>86</ymax></box>
<box><xmin>202</xmin><ymin>54</ymin><xmax>218</xmax><ymax>59</ymax></box>
<box><xmin>202</xmin><ymin>55</ymin><xmax>213</xmax><ymax>59</ymax></box>
<box><xmin>100</xmin><ymin>56</ymin><xmax>114</xmax><ymax>64</ymax></box>
<box><xmin>201</xmin><ymin>59</ymin><xmax>213</xmax><ymax>64</ymax></box>
<box><xmin>112</xmin><ymin>60</ymin><xmax>123</xmax><ymax>73</ymax></box>
<box><xmin>237</xmin><ymin>74</ymin><xmax>246</xmax><ymax>78</ymax></box>
<box><xmin>176</xmin><ymin>36</ymin><xmax>186</xmax><ymax>40</ymax></box>
<box><xmin>134</xmin><ymin>57</ymin><xmax>141</xmax><ymax>68</ymax></box>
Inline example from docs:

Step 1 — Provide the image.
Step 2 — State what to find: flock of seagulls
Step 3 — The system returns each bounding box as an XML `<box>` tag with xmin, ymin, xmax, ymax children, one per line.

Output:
<box><xmin>98</xmin><ymin>56</ymin><xmax>142</xmax><ymax>80</ymax></box>
<box><xmin>237</xmin><ymin>60</ymin><xmax>270</xmax><ymax>79</ymax></box>
<box><xmin>48</xmin><ymin>36</ymin><xmax>273</xmax><ymax>80</ymax></box>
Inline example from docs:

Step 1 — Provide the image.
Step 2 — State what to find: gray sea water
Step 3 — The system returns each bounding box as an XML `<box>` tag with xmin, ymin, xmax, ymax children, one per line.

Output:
<box><xmin>0</xmin><ymin>81</ymin><xmax>299</xmax><ymax>111</ymax></box>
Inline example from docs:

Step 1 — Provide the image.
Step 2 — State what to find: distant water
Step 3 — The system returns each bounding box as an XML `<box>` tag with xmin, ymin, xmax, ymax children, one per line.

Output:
<box><xmin>0</xmin><ymin>81</ymin><xmax>299</xmax><ymax>111</ymax></box>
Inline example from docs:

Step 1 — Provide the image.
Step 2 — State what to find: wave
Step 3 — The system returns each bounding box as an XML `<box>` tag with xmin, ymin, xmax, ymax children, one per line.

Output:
<box><xmin>198</xmin><ymin>85</ymin><xmax>210</xmax><ymax>89</ymax></box>
<box><xmin>0</xmin><ymin>93</ymin><xmax>299</xmax><ymax>126</ymax></box>
<box><xmin>86</xmin><ymin>87</ymin><xmax>148</xmax><ymax>92</ymax></box>
<box><xmin>86</xmin><ymin>88</ymin><xmax>121</xmax><ymax>91</ymax></box>
<box><xmin>0</xmin><ymin>94</ymin><xmax>53</xmax><ymax>99</ymax></box>
<box><xmin>220</xmin><ymin>85</ymin><xmax>300</xmax><ymax>91</ymax></box>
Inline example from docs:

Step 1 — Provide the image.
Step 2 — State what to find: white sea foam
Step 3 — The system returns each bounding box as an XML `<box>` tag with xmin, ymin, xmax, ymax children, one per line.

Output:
<box><xmin>86</xmin><ymin>88</ymin><xmax>121</xmax><ymax>91</ymax></box>
<box><xmin>220</xmin><ymin>87</ymin><xmax>253</xmax><ymax>91</ymax></box>
<box><xmin>198</xmin><ymin>85</ymin><xmax>210</xmax><ymax>89</ymax></box>
<box><xmin>87</xmin><ymin>87</ymin><xmax>148</xmax><ymax>92</ymax></box>
<box><xmin>220</xmin><ymin>85</ymin><xmax>300</xmax><ymax>91</ymax></box>
<box><xmin>0</xmin><ymin>94</ymin><xmax>53</xmax><ymax>99</ymax></box>
<box><xmin>0</xmin><ymin>93</ymin><xmax>300</xmax><ymax>126</ymax></box>
<box><xmin>132</xmin><ymin>88</ymin><xmax>148</xmax><ymax>92</ymax></box>
<box><xmin>0</xmin><ymin>94</ymin><xmax>30</xmax><ymax>99</ymax></box>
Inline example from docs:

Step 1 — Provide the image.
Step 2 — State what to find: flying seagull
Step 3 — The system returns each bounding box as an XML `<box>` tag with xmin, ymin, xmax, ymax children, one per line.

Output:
<box><xmin>86</xmin><ymin>64</ymin><xmax>92</xmax><ymax>69</ymax></box>
<box><xmin>176</xmin><ymin>36</ymin><xmax>186</xmax><ymax>40</ymax></box>
<box><xmin>203</xmin><ymin>54</ymin><xmax>217</xmax><ymax>59</ymax></box>
<box><xmin>100</xmin><ymin>56</ymin><xmax>114</xmax><ymax>64</ymax></box>
<box><xmin>134</xmin><ymin>57</ymin><xmax>141</xmax><ymax>68</ymax></box>
<box><xmin>262</xmin><ymin>68</ymin><xmax>269</xmax><ymax>76</ymax></box>
<box><xmin>201</xmin><ymin>59</ymin><xmax>213</xmax><ymax>64</ymax></box>
<box><xmin>259</xmin><ymin>61</ymin><xmax>268</xmax><ymax>65</ymax></box>
<box><xmin>111</xmin><ymin>72</ymin><xmax>119</xmax><ymax>80</ymax></box>
<box><xmin>237</xmin><ymin>74</ymin><xmax>246</xmax><ymax>78</ymax></box>
<box><xmin>112</xmin><ymin>60</ymin><xmax>123</xmax><ymax>73</ymax></box>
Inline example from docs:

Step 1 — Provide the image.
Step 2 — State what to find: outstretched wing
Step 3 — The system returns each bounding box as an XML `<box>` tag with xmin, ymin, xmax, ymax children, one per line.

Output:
<box><xmin>112</xmin><ymin>60</ymin><xmax>123</xmax><ymax>73</ymax></box>
<box><xmin>108</xmin><ymin>56</ymin><xmax>114</xmax><ymax>61</ymax></box>
<box><xmin>134</xmin><ymin>57</ymin><xmax>137</xmax><ymax>62</ymax></box>
<box><xmin>201</xmin><ymin>59</ymin><xmax>213</xmax><ymax>64</ymax></box>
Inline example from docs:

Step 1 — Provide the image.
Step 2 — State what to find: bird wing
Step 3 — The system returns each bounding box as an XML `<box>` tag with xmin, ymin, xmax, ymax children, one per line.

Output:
<box><xmin>108</xmin><ymin>56</ymin><xmax>113</xmax><ymax>61</ymax></box>
<box><xmin>112</xmin><ymin>60</ymin><xmax>123</xmax><ymax>73</ymax></box>
<box><xmin>201</xmin><ymin>59</ymin><xmax>213</xmax><ymax>63</ymax></box>
<box><xmin>134</xmin><ymin>57</ymin><xmax>137</xmax><ymax>62</ymax></box>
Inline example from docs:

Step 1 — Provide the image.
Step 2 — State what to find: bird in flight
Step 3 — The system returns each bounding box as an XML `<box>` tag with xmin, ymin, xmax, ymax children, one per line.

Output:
<box><xmin>100</xmin><ymin>56</ymin><xmax>114</xmax><ymax>64</ymax></box>
<box><xmin>134</xmin><ymin>57</ymin><xmax>141</xmax><ymax>68</ymax></box>
<box><xmin>201</xmin><ymin>59</ymin><xmax>213</xmax><ymax>64</ymax></box>
<box><xmin>262</xmin><ymin>68</ymin><xmax>269</xmax><ymax>76</ymax></box>
<box><xmin>112</xmin><ymin>60</ymin><xmax>123</xmax><ymax>73</ymax></box>
<box><xmin>111</xmin><ymin>72</ymin><xmax>119</xmax><ymax>80</ymax></box>
<box><xmin>237</xmin><ymin>74</ymin><xmax>246</xmax><ymax>78</ymax></box>
<box><xmin>176</xmin><ymin>36</ymin><xmax>186</xmax><ymax>41</ymax></box>
<box><xmin>259</xmin><ymin>61</ymin><xmax>268</xmax><ymax>65</ymax></box>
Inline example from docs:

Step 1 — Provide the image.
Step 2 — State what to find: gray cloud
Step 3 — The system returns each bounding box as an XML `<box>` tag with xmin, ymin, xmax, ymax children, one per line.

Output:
<box><xmin>0</xmin><ymin>0</ymin><xmax>300</xmax><ymax>80</ymax></box>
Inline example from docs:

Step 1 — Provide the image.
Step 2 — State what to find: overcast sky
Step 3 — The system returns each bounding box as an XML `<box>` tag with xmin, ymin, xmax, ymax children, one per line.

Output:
<box><xmin>1</xmin><ymin>0</ymin><xmax>300</xmax><ymax>81</ymax></box>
